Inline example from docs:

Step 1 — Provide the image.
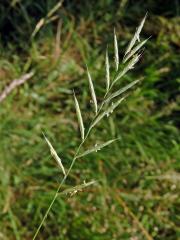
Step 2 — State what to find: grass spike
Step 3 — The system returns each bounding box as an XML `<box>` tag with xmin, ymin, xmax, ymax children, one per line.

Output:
<box><xmin>123</xmin><ymin>37</ymin><xmax>150</xmax><ymax>63</ymax></box>
<box><xmin>43</xmin><ymin>133</ymin><xmax>66</xmax><ymax>176</ymax></box>
<box><xmin>112</xmin><ymin>53</ymin><xmax>141</xmax><ymax>87</ymax></box>
<box><xmin>105</xmin><ymin>46</ymin><xmax>110</xmax><ymax>92</ymax></box>
<box><xmin>74</xmin><ymin>92</ymin><xmax>85</xmax><ymax>140</ymax></box>
<box><xmin>124</xmin><ymin>13</ymin><xmax>147</xmax><ymax>56</ymax></box>
<box><xmin>105</xmin><ymin>79</ymin><xmax>140</xmax><ymax>103</ymax></box>
<box><xmin>114</xmin><ymin>28</ymin><xmax>119</xmax><ymax>71</ymax></box>
<box><xmin>76</xmin><ymin>139</ymin><xmax>118</xmax><ymax>158</ymax></box>
<box><xmin>90</xmin><ymin>96</ymin><xmax>125</xmax><ymax>129</ymax></box>
<box><xmin>87</xmin><ymin>65</ymin><xmax>98</xmax><ymax>114</ymax></box>
<box><xmin>59</xmin><ymin>180</ymin><xmax>97</xmax><ymax>196</ymax></box>
<box><xmin>136</xmin><ymin>12</ymin><xmax>148</xmax><ymax>42</ymax></box>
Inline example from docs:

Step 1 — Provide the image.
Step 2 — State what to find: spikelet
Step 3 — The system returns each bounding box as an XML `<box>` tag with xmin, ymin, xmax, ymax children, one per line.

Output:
<box><xmin>87</xmin><ymin>66</ymin><xmax>98</xmax><ymax>114</ymax></box>
<box><xmin>90</xmin><ymin>97</ymin><xmax>125</xmax><ymax>129</ymax></box>
<box><xmin>59</xmin><ymin>180</ymin><xmax>97</xmax><ymax>196</ymax></box>
<box><xmin>114</xmin><ymin>28</ymin><xmax>119</xmax><ymax>71</ymax></box>
<box><xmin>105</xmin><ymin>79</ymin><xmax>140</xmax><ymax>103</ymax></box>
<box><xmin>124</xmin><ymin>13</ymin><xmax>147</xmax><ymax>56</ymax></box>
<box><xmin>112</xmin><ymin>53</ymin><xmax>141</xmax><ymax>87</ymax></box>
<box><xmin>43</xmin><ymin>133</ymin><xmax>66</xmax><ymax>176</ymax></box>
<box><xmin>123</xmin><ymin>37</ymin><xmax>150</xmax><ymax>63</ymax></box>
<box><xmin>105</xmin><ymin>47</ymin><xmax>110</xmax><ymax>92</ymax></box>
<box><xmin>74</xmin><ymin>92</ymin><xmax>85</xmax><ymax>140</ymax></box>
<box><xmin>76</xmin><ymin>139</ymin><xmax>118</xmax><ymax>158</ymax></box>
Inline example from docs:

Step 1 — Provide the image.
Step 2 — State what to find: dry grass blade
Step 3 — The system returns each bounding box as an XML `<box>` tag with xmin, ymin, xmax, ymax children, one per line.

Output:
<box><xmin>47</xmin><ymin>0</ymin><xmax>64</xmax><ymax>18</ymax></box>
<box><xmin>54</xmin><ymin>20</ymin><xmax>62</xmax><ymax>60</ymax></box>
<box><xmin>114</xmin><ymin>28</ymin><xmax>119</xmax><ymax>71</ymax></box>
<box><xmin>59</xmin><ymin>180</ymin><xmax>97</xmax><ymax>195</ymax></box>
<box><xmin>124</xmin><ymin>13</ymin><xmax>147</xmax><ymax>56</ymax></box>
<box><xmin>105</xmin><ymin>79</ymin><xmax>140</xmax><ymax>103</ymax></box>
<box><xmin>74</xmin><ymin>93</ymin><xmax>85</xmax><ymax>140</ymax></box>
<box><xmin>123</xmin><ymin>37</ymin><xmax>150</xmax><ymax>63</ymax></box>
<box><xmin>31</xmin><ymin>18</ymin><xmax>45</xmax><ymax>38</ymax></box>
<box><xmin>31</xmin><ymin>0</ymin><xmax>64</xmax><ymax>38</ymax></box>
<box><xmin>90</xmin><ymin>96</ymin><xmax>125</xmax><ymax>129</ymax></box>
<box><xmin>105</xmin><ymin>47</ymin><xmax>110</xmax><ymax>92</ymax></box>
<box><xmin>0</xmin><ymin>72</ymin><xmax>34</xmax><ymax>103</ymax></box>
<box><xmin>43</xmin><ymin>133</ymin><xmax>66</xmax><ymax>176</ymax></box>
<box><xmin>87</xmin><ymin>66</ymin><xmax>98</xmax><ymax>114</ymax></box>
<box><xmin>76</xmin><ymin>139</ymin><xmax>118</xmax><ymax>158</ymax></box>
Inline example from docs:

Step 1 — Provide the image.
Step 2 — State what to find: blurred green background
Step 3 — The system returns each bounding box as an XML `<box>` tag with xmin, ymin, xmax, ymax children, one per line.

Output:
<box><xmin>0</xmin><ymin>1</ymin><xmax>179</xmax><ymax>239</ymax></box>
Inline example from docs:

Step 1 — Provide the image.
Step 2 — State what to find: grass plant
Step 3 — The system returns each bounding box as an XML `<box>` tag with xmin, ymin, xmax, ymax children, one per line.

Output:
<box><xmin>0</xmin><ymin>1</ymin><xmax>179</xmax><ymax>239</ymax></box>
<box><xmin>32</xmin><ymin>15</ymin><xmax>149</xmax><ymax>240</ymax></box>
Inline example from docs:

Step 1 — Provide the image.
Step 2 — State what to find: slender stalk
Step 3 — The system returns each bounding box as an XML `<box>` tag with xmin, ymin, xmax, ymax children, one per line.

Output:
<box><xmin>32</xmin><ymin>116</ymin><xmax>93</xmax><ymax>239</ymax></box>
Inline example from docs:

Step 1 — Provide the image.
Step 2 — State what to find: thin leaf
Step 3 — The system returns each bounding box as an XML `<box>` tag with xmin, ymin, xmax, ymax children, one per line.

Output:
<box><xmin>90</xmin><ymin>96</ymin><xmax>125</xmax><ymax>129</ymax></box>
<box><xmin>105</xmin><ymin>47</ymin><xmax>110</xmax><ymax>92</ymax></box>
<box><xmin>123</xmin><ymin>37</ymin><xmax>149</xmax><ymax>63</ymax></box>
<box><xmin>43</xmin><ymin>133</ymin><xmax>66</xmax><ymax>176</ymax></box>
<box><xmin>114</xmin><ymin>28</ymin><xmax>119</xmax><ymax>71</ymax></box>
<box><xmin>124</xmin><ymin>13</ymin><xmax>147</xmax><ymax>56</ymax></box>
<box><xmin>105</xmin><ymin>79</ymin><xmax>140</xmax><ymax>103</ymax></box>
<box><xmin>87</xmin><ymin>66</ymin><xmax>98</xmax><ymax>114</ymax></box>
<box><xmin>74</xmin><ymin>93</ymin><xmax>85</xmax><ymax>140</ymax></box>
<box><xmin>76</xmin><ymin>139</ymin><xmax>118</xmax><ymax>158</ymax></box>
<box><xmin>59</xmin><ymin>180</ymin><xmax>97</xmax><ymax>195</ymax></box>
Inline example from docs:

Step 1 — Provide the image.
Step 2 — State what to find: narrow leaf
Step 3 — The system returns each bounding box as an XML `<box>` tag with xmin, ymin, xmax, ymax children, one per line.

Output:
<box><xmin>114</xmin><ymin>28</ymin><xmax>119</xmax><ymax>71</ymax></box>
<box><xmin>76</xmin><ymin>139</ymin><xmax>118</xmax><ymax>158</ymax></box>
<box><xmin>43</xmin><ymin>133</ymin><xmax>66</xmax><ymax>176</ymax></box>
<box><xmin>74</xmin><ymin>93</ymin><xmax>85</xmax><ymax>140</ymax></box>
<box><xmin>105</xmin><ymin>79</ymin><xmax>140</xmax><ymax>103</ymax></box>
<box><xmin>124</xmin><ymin>13</ymin><xmax>147</xmax><ymax>56</ymax></box>
<box><xmin>105</xmin><ymin>47</ymin><xmax>110</xmax><ymax>92</ymax></box>
<box><xmin>87</xmin><ymin>66</ymin><xmax>98</xmax><ymax>114</ymax></box>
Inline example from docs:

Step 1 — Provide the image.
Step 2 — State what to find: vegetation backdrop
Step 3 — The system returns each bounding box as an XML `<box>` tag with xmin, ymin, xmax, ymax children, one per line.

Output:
<box><xmin>0</xmin><ymin>1</ymin><xmax>179</xmax><ymax>240</ymax></box>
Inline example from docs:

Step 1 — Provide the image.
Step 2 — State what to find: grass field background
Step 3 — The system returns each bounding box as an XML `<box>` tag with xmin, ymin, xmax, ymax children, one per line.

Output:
<box><xmin>0</xmin><ymin>1</ymin><xmax>179</xmax><ymax>239</ymax></box>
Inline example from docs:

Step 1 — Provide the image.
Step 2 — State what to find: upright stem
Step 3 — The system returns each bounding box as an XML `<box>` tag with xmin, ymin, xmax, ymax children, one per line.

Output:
<box><xmin>32</xmin><ymin>83</ymin><xmax>114</xmax><ymax>239</ymax></box>
<box><xmin>32</xmin><ymin>124</ymin><xmax>92</xmax><ymax>240</ymax></box>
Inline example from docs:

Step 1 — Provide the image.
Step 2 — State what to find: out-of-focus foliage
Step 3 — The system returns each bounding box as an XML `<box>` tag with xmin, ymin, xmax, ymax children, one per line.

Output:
<box><xmin>0</xmin><ymin>1</ymin><xmax>179</xmax><ymax>239</ymax></box>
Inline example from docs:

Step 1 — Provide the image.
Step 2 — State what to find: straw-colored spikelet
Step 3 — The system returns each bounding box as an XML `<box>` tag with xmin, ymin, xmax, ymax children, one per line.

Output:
<box><xmin>123</xmin><ymin>37</ymin><xmax>150</xmax><ymax>63</ymax></box>
<box><xmin>87</xmin><ymin>66</ymin><xmax>98</xmax><ymax>114</ymax></box>
<box><xmin>76</xmin><ymin>139</ymin><xmax>118</xmax><ymax>158</ymax></box>
<box><xmin>59</xmin><ymin>180</ymin><xmax>97</xmax><ymax>196</ymax></box>
<box><xmin>105</xmin><ymin>79</ymin><xmax>140</xmax><ymax>103</ymax></box>
<box><xmin>105</xmin><ymin>47</ymin><xmax>110</xmax><ymax>92</ymax></box>
<box><xmin>114</xmin><ymin>28</ymin><xmax>119</xmax><ymax>71</ymax></box>
<box><xmin>43</xmin><ymin>134</ymin><xmax>66</xmax><ymax>176</ymax></box>
<box><xmin>90</xmin><ymin>96</ymin><xmax>125</xmax><ymax>129</ymax></box>
<box><xmin>74</xmin><ymin>92</ymin><xmax>85</xmax><ymax>140</ymax></box>
<box><xmin>124</xmin><ymin>13</ymin><xmax>147</xmax><ymax>56</ymax></box>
